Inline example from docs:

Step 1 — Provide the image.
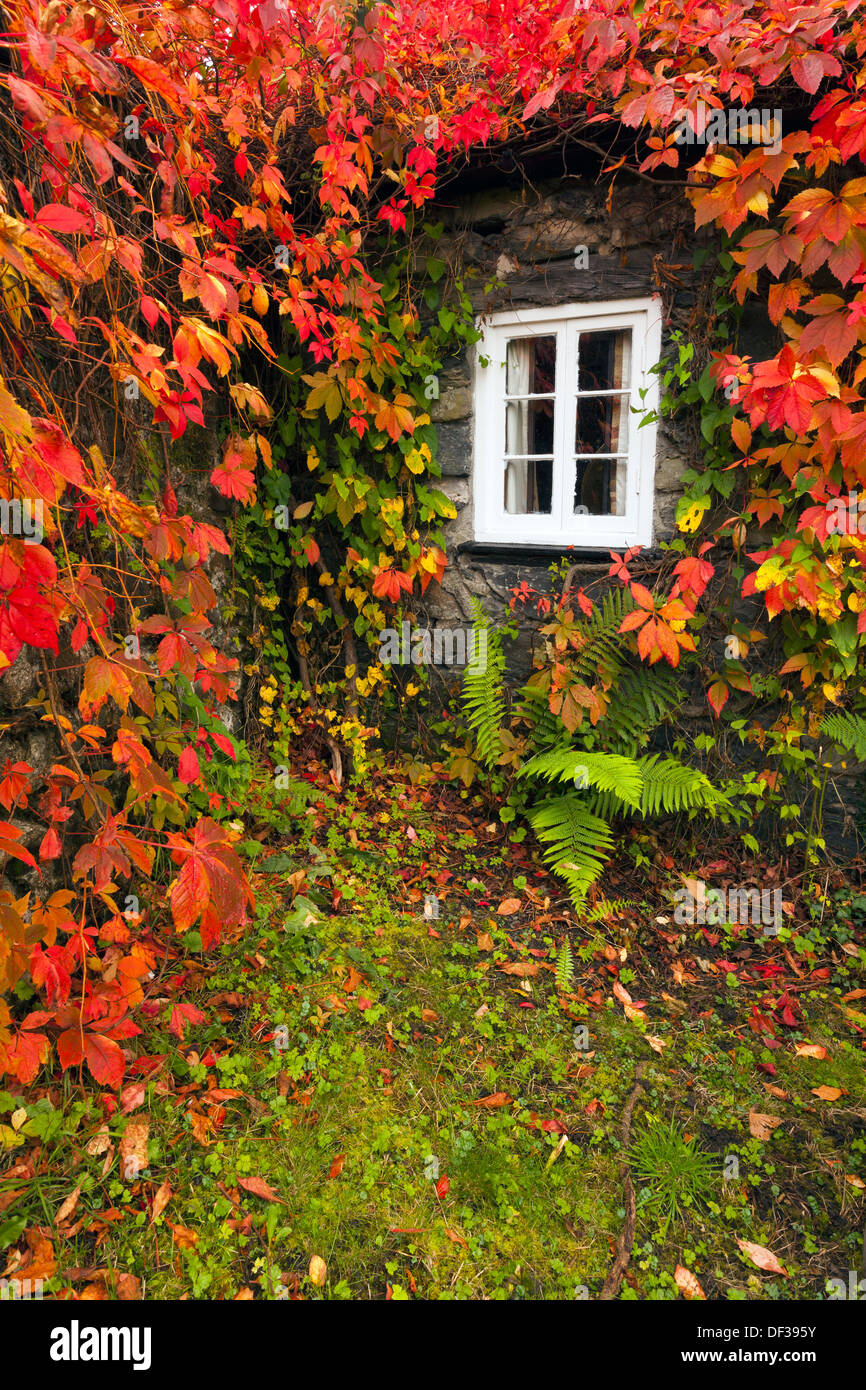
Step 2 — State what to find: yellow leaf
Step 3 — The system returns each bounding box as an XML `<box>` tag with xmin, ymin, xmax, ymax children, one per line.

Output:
<box><xmin>308</xmin><ymin>1254</ymin><xmax>327</xmax><ymax>1287</ymax></box>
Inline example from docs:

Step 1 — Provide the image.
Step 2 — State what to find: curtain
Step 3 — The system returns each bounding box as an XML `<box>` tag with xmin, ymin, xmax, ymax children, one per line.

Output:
<box><xmin>504</xmin><ymin>338</ymin><xmax>531</xmax><ymax>514</ymax></box>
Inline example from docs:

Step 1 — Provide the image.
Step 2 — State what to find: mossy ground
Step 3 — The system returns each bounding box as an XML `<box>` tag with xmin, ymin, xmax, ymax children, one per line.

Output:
<box><xmin>2</xmin><ymin>769</ymin><xmax>865</xmax><ymax>1300</ymax></box>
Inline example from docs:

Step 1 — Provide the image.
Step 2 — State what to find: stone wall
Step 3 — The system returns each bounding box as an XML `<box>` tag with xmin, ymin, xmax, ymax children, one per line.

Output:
<box><xmin>420</xmin><ymin>174</ymin><xmax>706</xmax><ymax>635</ymax></box>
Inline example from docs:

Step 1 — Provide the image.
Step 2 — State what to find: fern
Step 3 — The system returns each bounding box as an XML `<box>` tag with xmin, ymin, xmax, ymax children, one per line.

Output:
<box><xmin>636</xmin><ymin>754</ymin><xmax>727</xmax><ymax>816</ymax></box>
<box><xmin>555</xmin><ymin>939</ymin><xmax>574</xmax><ymax>992</ymax></box>
<box><xmin>525</xmin><ymin>796</ymin><xmax>615</xmax><ymax>907</ymax></box>
<box><xmin>461</xmin><ymin>598</ymin><xmax>506</xmax><ymax>767</ymax></box>
<box><xmin>583</xmin><ymin>897</ymin><xmax>634</xmax><ymax>925</ymax></box>
<box><xmin>820</xmin><ymin>711</ymin><xmax>866</xmax><ymax>762</ymax></box>
<box><xmin>518</xmin><ymin>748</ymin><xmax>644</xmax><ymax>811</ymax></box>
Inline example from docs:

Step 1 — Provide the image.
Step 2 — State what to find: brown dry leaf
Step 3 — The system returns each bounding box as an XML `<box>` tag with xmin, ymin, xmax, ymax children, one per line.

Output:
<box><xmin>119</xmin><ymin>1117</ymin><xmax>149</xmax><ymax>1173</ymax></box>
<box><xmin>85</xmin><ymin>1124</ymin><xmax>111</xmax><ymax>1157</ymax></box>
<box><xmin>444</xmin><ymin>1227</ymin><xmax>468</xmax><ymax>1248</ymax></box>
<box><xmin>120</xmin><ymin>1081</ymin><xmax>146</xmax><ymax>1115</ymax></box>
<box><xmin>78</xmin><ymin>1280</ymin><xmax>108</xmax><ymax>1300</ymax></box>
<box><xmin>674</xmin><ymin>1265</ymin><xmax>706</xmax><ymax>1300</ymax></box>
<box><xmin>613</xmin><ymin>980</ymin><xmax>633</xmax><ymax>1007</ymax></box>
<box><xmin>471</xmin><ymin>1093</ymin><xmax>512</xmax><ymax>1108</ymax></box>
<box><xmin>234</xmin><ymin>1287</ymin><xmax>255</xmax><ymax>1300</ymax></box>
<box><xmin>188</xmin><ymin>1110</ymin><xmax>213</xmax><ymax>1146</ymax></box>
<box><xmin>150</xmin><ymin>1178</ymin><xmax>172</xmax><ymax>1224</ymax></box>
<box><xmin>55</xmin><ymin>1185</ymin><xmax>82</xmax><ymax>1225</ymax></box>
<box><xmin>749</xmin><ymin>1111</ymin><xmax>782</xmax><ymax>1140</ymax></box>
<box><xmin>421</xmin><ymin>1008</ymin><xmax>439</xmax><ymax>1023</ymax></box>
<box><xmin>845</xmin><ymin>1174</ymin><xmax>866</xmax><ymax>1190</ymax></box>
<box><xmin>737</xmin><ymin>1239</ymin><xmax>788</xmax><ymax>1276</ymax></box>
<box><xmin>308</xmin><ymin>1254</ymin><xmax>327</xmax><ymax>1287</ymax></box>
<box><xmin>499</xmin><ymin>961</ymin><xmax>538</xmax><ymax>977</ymax></box>
<box><xmin>647</xmin><ymin>1035</ymin><xmax>668</xmax><ymax>1054</ymax></box>
<box><xmin>0</xmin><ymin>1188</ymin><xmax>23</xmax><ymax>1215</ymax></box>
<box><xmin>17</xmin><ymin>1231</ymin><xmax>56</xmax><ymax>1282</ymax></box>
<box><xmin>168</xmin><ymin>1223</ymin><xmax>199</xmax><ymax>1250</ymax></box>
<box><xmin>476</xmin><ymin>931</ymin><xmax>494</xmax><ymax>952</ymax></box>
<box><xmin>763</xmin><ymin>1083</ymin><xmax>788</xmax><ymax>1100</ymax></box>
<box><xmin>794</xmin><ymin>1043</ymin><xmax>827</xmax><ymax>1060</ymax></box>
<box><xmin>237</xmin><ymin>1174</ymin><xmax>283</xmax><ymax>1203</ymax></box>
<box><xmin>496</xmin><ymin>897</ymin><xmax>522</xmax><ymax>915</ymax></box>
<box><xmin>811</xmin><ymin>1085</ymin><xmax>843</xmax><ymax>1101</ymax></box>
<box><xmin>474</xmin><ymin>1003</ymin><xmax>489</xmax><ymax>1019</ymax></box>
<box><xmin>115</xmin><ymin>1271</ymin><xmax>141</xmax><ymax>1300</ymax></box>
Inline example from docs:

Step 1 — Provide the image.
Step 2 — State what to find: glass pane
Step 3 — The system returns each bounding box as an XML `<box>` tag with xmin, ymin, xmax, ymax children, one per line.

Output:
<box><xmin>504</xmin><ymin>458</ymin><xmax>553</xmax><ymax>515</ymax></box>
<box><xmin>574</xmin><ymin>458</ymin><xmax>627</xmax><ymax>517</ymax></box>
<box><xmin>506</xmin><ymin>335</ymin><xmax>556</xmax><ymax>395</ymax></box>
<box><xmin>505</xmin><ymin>398</ymin><xmax>555</xmax><ymax>455</ymax></box>
<box><xmin>575</xmin><ymin>392</ymin><xmax>629</xmax><ymax>454</ymax></box>
<box><xmin>578</xmin><ymin>329</ymin><xmax>631</xmax><ymax>392</ymax></box>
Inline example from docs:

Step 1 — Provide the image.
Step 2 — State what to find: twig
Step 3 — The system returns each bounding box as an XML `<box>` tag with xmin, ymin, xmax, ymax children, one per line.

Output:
<box><xmin>599</xmin><ymin>1059</ymin><xmax>648</xmax><ymax>1300</ymax></box>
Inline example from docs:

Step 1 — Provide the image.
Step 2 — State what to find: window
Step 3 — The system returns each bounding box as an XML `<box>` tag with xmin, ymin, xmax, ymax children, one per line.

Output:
<box><xmin>472</xmin><ymin>299</ymin><xmax>662</xmax><ymax>548</ymax></box>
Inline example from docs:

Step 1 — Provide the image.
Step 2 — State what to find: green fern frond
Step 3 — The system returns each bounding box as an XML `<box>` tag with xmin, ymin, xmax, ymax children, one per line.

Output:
<box><xmin>820</xmin><ymin>711</ymin><xmax>866</xmax><ymax>762</ymax></box>
<box><xmin>526</xmin><ymin>795</ymin><xmax>614</xmax><ymax>908</ymax></box>
<box><xmin>583</xmin><ymin>897</ymin><xmax>634</xmax><ymax>925</ymax></box>
<box><xmin>461</xmin><ymin>598</ymin><xmax>506</xmax><ymax>767</ymax></box>
<box><xmin>636</xmin><ymin>754</ymin><xmax>727</xmax><ymax>817</ymax></box>
<box><xmin>518</xmin><ymin>748</ymin><xmax>643</xmax><ymax>811</ymax></box>
<box><xmin>555</xmin><ymin>939</ymin><xmax>574</xmax><ymax>992</ymax></box>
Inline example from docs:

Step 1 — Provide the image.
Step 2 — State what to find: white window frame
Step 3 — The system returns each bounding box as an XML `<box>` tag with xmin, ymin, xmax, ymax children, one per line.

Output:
<box><xmin>472</xmin><ymin>297</ymin><xmax>662</xmax><ymax>549</ymax></box>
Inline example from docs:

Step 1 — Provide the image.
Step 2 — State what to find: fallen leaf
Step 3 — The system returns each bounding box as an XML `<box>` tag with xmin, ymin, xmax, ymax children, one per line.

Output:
<box><xmin>119</xmin><ymin>1117</ymin><xmax>149</xmax><ymax>1176</ymax></box>
<box><xmin>328</xmin><ymin>1153</ymin><xmax>346</xmax><ymax>1178</ymax></box>
<box><xmin>435</xmin><ymin>1175</ymin><xmax>450</xmax><ymax>1199</ymax></box>
<box><xmin>85</xmin><ymin>1124</ymin><xmax>111</xmax><ymax>1156</ymax></box>
<box><xmin>845</xmin><ymin>1174</ymin><xmax>866</xmax><ymax>1190</ymax></box>
<box><xmin>150</xmin><ymin>1179</ymin><xmax>172</xmax><ymax>1224</ymax></box>
<box><xmin>168</xmin><ymin>1223</ymin><xmax>199</xmax><ymax>1249</ymax></box>
<box><xmin>55</xmin><ymin>1186</ymin><xmax>82</xmax><ymax>1225</ymax></box>
<box><xmin>421</xmin><ymin>1008</ymin><xmax>438</xmax><ymax>1023</ymax></box>
<box><xmin>794</xmin><ymin>1043</ymin><xmax>827</xmax><ymax>1060</ymax></box>
<box><xmin>499</xmin><ymin>961</ymin><xmax>538</xmax><ymax>977</ymax></box>
<box><xmin>476</xmin><ymin>932</ymin><xmax>494</xmax><ymax>952</ymax></box>
<box><xmin>308</xmin><ymin>1254</ymin><xmax>327</xmax><ymax>1287</ymax></box>
<box><xmin>674</xmin><ymin>1265</ymin><xmax>706</xmax><ymax>1300</ymax></box>
<box><xmin>115</xmin><ymin>1271</ymin><xmax>141</xmax><ymax>1300</ymax></box>
<box><xmin>737</xmin><ymin>1239</ymin><xmax>788</xmax><ymax>1276</ymax></box>
<box><xmin>444</xmin><ymin>1227</ymin><xmax>468</xmax><ymax>1248</ymax></box>
<box><xmin>647</xmin><ymin>1035</ymin><xmax>667</xmax><ymax>1054</ymax></box>
<box><xmin>471</xmin><ymin>1093</ymin><xmax>512</xmax><ymax>1108</ymax></box>
<box><xmin>749</xmin><ymin>1111</ymin><xmax>782</xmax><ymax>1140</ymax></box>
<box><xmin>811</xmin><ymin>1085</ymin><xmax>843</xmax><ymax>1101</ymax></box>
<box><xmin>496</xmin><ymin>897</ymin><xmax>522</xmax><ymax>915</ymax></box>
<box><xmin>237</xmin><ymin>1174</ymin><xmax>282</xmax><ymax>1202</ymax></box>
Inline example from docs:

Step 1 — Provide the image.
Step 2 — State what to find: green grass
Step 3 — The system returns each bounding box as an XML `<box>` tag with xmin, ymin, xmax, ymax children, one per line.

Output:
<box><xmin>1</xmin><ymin>773</ymin><xmax>865</xmax><ymax>1300</ymax></box>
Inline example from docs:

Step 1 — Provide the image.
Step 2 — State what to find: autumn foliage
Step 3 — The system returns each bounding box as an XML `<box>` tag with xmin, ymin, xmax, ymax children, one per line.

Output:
<box><xmin>2</xmin><ymin>0</ymin><xmax>866</xmax><ymax>1091</ymax></box>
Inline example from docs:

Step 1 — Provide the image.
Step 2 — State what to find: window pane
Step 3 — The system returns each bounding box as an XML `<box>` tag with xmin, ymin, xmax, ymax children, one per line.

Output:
<box><xmin>573</xmin><ymin>458</ymin><xmax>627</xmax><ymax>517</ymax></box>
<box><xmin>578</xmin><ymin>329</ymin><xmax>631</xmax><ymax>392</ymax></box>
<box><xmin>575</xmin><ymin>392</ymin><xmax>629</xmax><ymax>454</ymax></box>
<box><xmin>506</xmin><ymin>335</ymin><xmax>556</xmax><ymax>395</ymax></box>
<box><xmin>506</xmin><ymin>398</ymin><xmax>555</xmax><ymax>455</ymax></box>
<box><xmin>504</xmin><ymin>458</ymin><xmax>553</xmax><ymax>515</ymax></box>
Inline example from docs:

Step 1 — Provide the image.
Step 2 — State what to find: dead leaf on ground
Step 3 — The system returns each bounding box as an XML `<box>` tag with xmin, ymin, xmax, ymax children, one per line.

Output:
<box><xmin>119</xmin><ymin>1117</ymin><xmax>149</xmax><ymax>1175</ymax></box>
<box><xmin>674</xmin><ymin>1265</ymin><xmax>706</xmax><ymax>1300</ymax></box>
<box><xmin>150</xmin><ymin>1178</ymin><xmax>172</xmax><ymax>1224</ymax></box>
<box><xmin>168</xmin><ymin>1223</ymin><xmax>199</xmax><ymax>1250</ymax></box>
<box><xmin>85</xmin><ymin>1124</ymin><xmax>111</xmax><ymax>1156</ymax></box>
<box><xmin>471</xmin><ymin>1093</ymin><xmax>512</xmax><ymax>1108</ymax></box>
<box><xmin>812</xmin><ymin>1085</ymin><xmax>843</xmax><ymax>1101</ymax></box>
<box><xmin>794</xmin><ymin>1043</ymin><xmax>828</xmax><ymax>1060</ymax></box>
<box><xmin>737</xmin><ymin>1239</ymin><xmax>788</xmax><ymax>1276</ymax></box>
<box><xmin>496</xmin><ymin>897</ymin><xmax>522</xmax><ymax>915</ymax></box>
<box><xmin>499</xmin><ymin>961</ymin><xmax>538</xmax><ymax>977</ymax></box>
<box><xmin>55</xmin><ymin>1185</ymin><xmax>82</xmax><ymax>1225</ymax></box>
<box><xmin>749</xmin><ymin>1111</ymin><xmax>783</xmax><ymax>1140</ymax></box>
<box><xmin>476</xmin><ymin>931</ymin><xmax>494</xmax><ymax>952</ymax></box>
<box><xmin>237</xmin><ymin>1174</ymin><xmax>283</xmax><ymax>1203</ymax></box>
<box><xmin>308</xmin><ymin>1254</ymin><xmax>327</xmax><ymax>1287</ymax></box>
<box><xmin>114</xmin><ymin>1271</ymin><xmax>141</xmax><ymax>1300</ymax></box>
